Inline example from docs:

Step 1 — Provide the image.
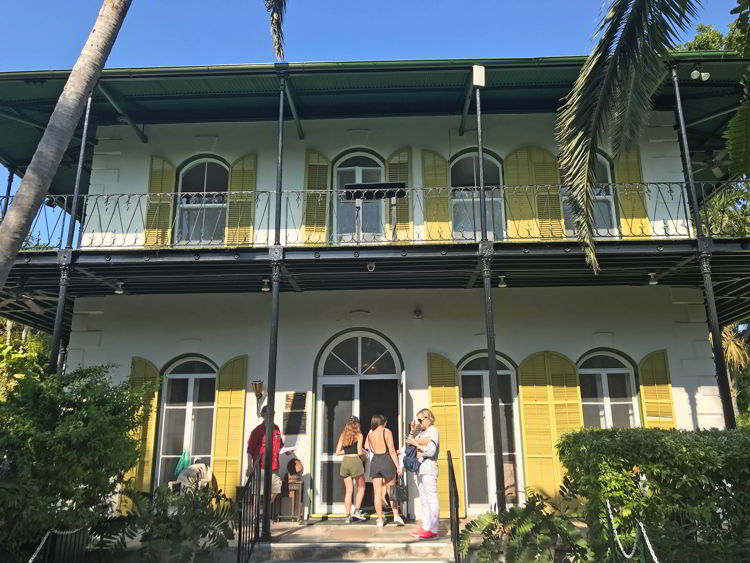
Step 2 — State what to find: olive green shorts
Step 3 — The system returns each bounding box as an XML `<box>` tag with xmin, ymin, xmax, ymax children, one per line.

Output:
<box><xmin>340</xmin><ymin>455</ymin><xmax>364</xmax><ymax>478</ymax></box>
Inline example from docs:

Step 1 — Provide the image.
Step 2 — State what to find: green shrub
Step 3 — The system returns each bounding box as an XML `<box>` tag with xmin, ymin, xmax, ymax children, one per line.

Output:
<box><xmin>0</xmin><ymin>359</ymin><xmax>154</xmax><ymax>561</ymax></box>
<box><xmin>558</xmin><ymin>428</ymin><xmax>750</xmax><ymax>562</ymax></box>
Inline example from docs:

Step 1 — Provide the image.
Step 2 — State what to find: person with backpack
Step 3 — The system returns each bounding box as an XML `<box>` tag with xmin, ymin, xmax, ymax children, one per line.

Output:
<box><xmin>246</xmin><ymin>405</ymin><xmax>284</xmax><ymax>505</ymax></box>
<box><xmin>406</xmin><ymin>408</ymin><xmax>440</xmax><ymax>541</ymax></box>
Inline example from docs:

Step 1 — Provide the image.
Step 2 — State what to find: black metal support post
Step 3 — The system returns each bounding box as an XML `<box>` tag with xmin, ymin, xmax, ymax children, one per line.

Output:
<box><xmin>2</xmin><ymin>166</ymin><xmax>13</xmax><ymax>219</ymax></box>
<box><xmin>475</xmin><ymin>85</ymin><xmax>507</xmax><ymax>512</ymax></box>
<box><xmin>262</xmin><ymin>75</ymin><xmax>286</xmax><ymax>540</ymax></box>
<box><xmin>671</xmin><ymin>66</ymin><xmax>736</xmax><ymax>429</ymax></box>
<box><xmin>47</xmin><ymin>96</ymin><xmax>93</xmax><ymax>374</ymax></box>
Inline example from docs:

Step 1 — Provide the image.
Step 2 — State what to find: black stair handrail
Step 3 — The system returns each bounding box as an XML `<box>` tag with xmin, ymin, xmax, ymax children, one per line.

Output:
<box><xmin>447</xmin><ymin>450</ymin><xmax>461</xmax><ymax>563</ymax></box>
<box><xmin>237</xmin><ymin>462</ymin><xmax>263</xmax><ymax>563</ymax></box>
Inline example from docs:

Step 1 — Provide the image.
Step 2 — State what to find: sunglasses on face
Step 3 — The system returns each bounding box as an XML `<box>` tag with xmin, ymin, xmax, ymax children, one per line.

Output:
<box><xmin>417</xmin><ymin>418</ymin><xmax>423</xmax><ymax>424</ymax></box>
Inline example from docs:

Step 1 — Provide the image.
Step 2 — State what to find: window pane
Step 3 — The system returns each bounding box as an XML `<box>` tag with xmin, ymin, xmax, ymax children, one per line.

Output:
<box><xmin>322</xmin><ymin>385</ymin><xmax>354</xmax><ymax>455</ymax></box>
<box><xmin>203</xmin><ymin>207</ymin><xmax>226</xmax><ymax>242</ymax></box>
<box><xmin>323</xmin><ymin>354</ymin><xmax>356</xmax><ymax>376</ymax></box>
<box><xmin>362</xmin><ymin>200</ymin><xmax>381</xmax><ymax>234</ymax></box>
<box><xmin>611</xmin><ymin>403</ymin><xmax>636</xmax><ymax>428</ymax></box>
<box><xmin>490</xmin><ymin>197</ymin><xmax>504</xmax><ymax>240</ymax></box>
<box><xmin>595</xmin><ymin>157</ymin><xmax>611</xmax><ymax>184</ymax></box>
<box><xmin>361</xmin><ymin>168</ymin><xmax>382</xmax><ymax>184</ymax></box>
<box><xmin>205</xmin><ymin>162</ymin><xmax>228</xmax><ymax>193</ymax></box>
<box><xmin>361</xmin><ymin>337</ymin><xmax>393</xmax><ymax>374</ymax></box>
<box><xmin>178</xmin><ymin>208</ymin><xmax>202</xmax><ymax>243</ymax></box>
<box><xmin>503</xmin><ymin>455</ymin><xmax>517</xmax><ymax>504</ymax></box>
<box><xmin>340</xmin><ymin>156</ymin><xmax>379</xmax><ymax>168</ymax></box>
<box><xmin>337</xmin><ymin>201</ymin><xmax>356</xmax><ymax>237</ymax></box>
<box><xmin>461</xmin><ymin>374</ymin><xmax>483</xmax><ymax>404</ymax></box>
<box><xmin>579</xmin><ymin>373</ymin><xmax>603</xmax><ymax>400</ymax></box>
<box><xmin>465</xmin><ymin>455</ymin><xmax>489</xmax><ymax>505</ymax></box>
<box><xmin>451</xmin><ymin>157</ymin><xmax>477</xmax><ymax>187</ymax></box>
<box><xmin>162</xmin><ymin>409</ymin><xmax>187</xmax><ymax>454</ymax></box>
<box><xmin>167</xmin><ymin>379</ymin><xmax>189</xmax><ymax>405</ymax></box>
<box><xmin>192</xmin><ymin>409</ymin><xmax>214</xmax><ymax>456</ymax></box>
<box><xmin>500</xmin><ymin>404</ymin><xmax>515</xmax><ymax>454</ymax></box>
<box><xmin>193</xmin><ymin>377</ymin><xmax>216</xmax><ymax>406</ymax></box>
<box><xmin>330</xmin><ymin>338</ymin><xmax>358</xmax><ymax>373</ymax></box>
<box><xmin>594</xmin><ymin>200</ymin><xmax>614</xmax><ymax>233</ymax></box>
<box><xmin>462</xmin><ymin>405</ymin><xmax>486</xmax><ymax>453</ymax></box>
<box><xmin>580</xmin><ymin>355</ymin><xmax>627</xmax><ymax>369</ymax></box>
<box><xmin>464</xmin><ymin>356</ymin><xmax>509</xmax><ymax>371</ymax></box>
<box><xmin>174</xmin><ymin>360</ymin><xmax>215</xmax><ymax>374</ymax></box>
<box><xmin>607</xmin><ymin>373</ymin><xmax>632</xmax><ymax>400</ymax></box>
<box><xmin>452</xmin><ymin>196</ymin><xmax>475</xmax><ymax>239</ymax></box>
<box><xmin>160</xmin><ymin>457</ymin><xmax>180</xmax><ymax>484</ymax></box>
<box><xmin>583</xmin><ymin>404</ymin><xmax>606</xmax><ymax>428</ymax></box>
<box><xmin>497</xmin><ymin>374</ymin><xmax>513</xmax><ymax>404</ymax></box>
<box><xmin>182</xmin><ymin>163</ymin><xmax>206</xmax><ymax>192</ymax></box>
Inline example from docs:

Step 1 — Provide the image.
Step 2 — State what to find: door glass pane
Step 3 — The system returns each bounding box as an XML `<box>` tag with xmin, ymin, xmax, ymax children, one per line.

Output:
<box><xmin>362</xmin><ymin>200</ymin><xmax>381</xmax><ymax>235</ymax></box>
<box><xmin>192</xmin><ymin>409</ymin><xmax>214</xmax><ymax>456</ymax></box>
<box><xmin>579</xmin><ymin>373</ymin><xmax>603</xmax><ymax>400</ymax></box>
<box><xmin>461</xmin><ymin>374</ymin><xmax>483</xmax><ymax>404</ymax></box>
<box><xmin>160</xmin><ymin>457</ymin><xmax>180</xmax><ymax>484</ymax></box>
<box><xmin>322</xmin><ymin>385</ymin><xmax>354</xmax><ymax>455</ymax></box>
<box><xmin>193</xmin><ymin>377</ymin><xmax>216</xmax><ymax>406</ymax></box>
<box><xmin>337</xmin><ymin>169</ymin><xmax>356</xmax><ymax>237</ymax></box>
<box><xmin>497</xmin><ymin>373</ymin><xmax>513</xmax><ymax>404</ymax></box>
<box><xmin>490</xmin><ymin>197</ymin><xmax>504</xmax><ymax>240</ymax></box>
<box><xmin>503</xmin><ymin>455</ymin><xmax>517</xmax><ymax>504</ymax></box>
<box><xmin>607</xmin><ymin>373</ymin><xmax>631</xmax><ymax>400</ymax></box>
<box><xmin>462</xmin><ymin>405</ymin><xmax>486</xmax><ymax>453</ymax></box>
<box><xmin>500</xmin><ymin>404</ymin><xmax>515</xmax><ymax>454</ymax></box>
<box><xmin>167</xmin><ymin>379</ymin><xmax>189</xmax><ymax>405</ymax></box>
<box><xmin>362</xmin><ymin>168</ymin><xmax>381</xmax><ymax>184</ymax></box>
<box><xmin>465</xmin><ymin>455</ymin><xmax>489</xmax><ymax>505</ymax></box>
<box><xmin>452</xmin><ymin>193</ymin><xmax>475</xmax><ymax>239</ymax></box>
<box><xmin>321</xmin><ymin>461</ymin><xmax>344</xmax><ymax>506</ymax></box>
<box><xmin>582</xmin><ymin>404</ymin><xmax>606</xmax><ymax>428</ymax></box>
<box><xmin>162</xmin><ymin>409</ymin><xmax>187</xmax><ymax>454</ymax></box>
<box><xmin>594</xmin><ymin>199</ymin><xmax>614</xmax><ymax>234</ymax></box>
<box><xmin>203</xmin><ymin>207</ymin><xmax>226</xmax><ymax>242</ymax></box>
<box><xmin>611</xmin><ymin>403</ymin><xmax>635</xmax><ymax>428</ymax></box>
<box><xmin>178</xmin><ymin>208</ymin><xmax>202</xmax><ymax>244</ymax></box>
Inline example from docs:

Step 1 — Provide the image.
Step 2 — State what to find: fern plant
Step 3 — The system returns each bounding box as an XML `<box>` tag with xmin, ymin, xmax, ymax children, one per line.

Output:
<box><xmin>458</xmin><ymin>490</ymin><xmax>591</xmax><ymax>563</ymax></box>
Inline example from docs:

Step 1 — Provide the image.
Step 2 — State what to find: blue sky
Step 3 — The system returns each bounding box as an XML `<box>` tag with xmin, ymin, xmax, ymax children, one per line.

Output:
<box><xmin>0</xmin><ymin>0</ymin><xmax>740</xmax><ymax>186</ymax></box>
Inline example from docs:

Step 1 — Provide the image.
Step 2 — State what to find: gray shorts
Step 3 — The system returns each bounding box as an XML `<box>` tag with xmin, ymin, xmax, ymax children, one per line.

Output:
<box><xmin>370</xmin><ymin>453</ymin><xmax>396</xmax><ymax>482</ymax></box>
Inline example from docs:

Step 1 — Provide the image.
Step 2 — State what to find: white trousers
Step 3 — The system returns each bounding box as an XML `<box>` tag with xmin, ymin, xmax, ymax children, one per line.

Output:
<box><xmin>416</xmin><ymin>474</ymin><xmax>439</xmax><ymax>533</ymax></box>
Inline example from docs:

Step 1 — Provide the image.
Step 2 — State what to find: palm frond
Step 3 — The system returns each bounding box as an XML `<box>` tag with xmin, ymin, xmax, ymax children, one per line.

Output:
<box><xmin>557</xmin><ymin>0</ymin><xmax>699</xmax><ymax>273</ymax></box>
<box><xmin>264</xmin><ymin>0</ymin><xmax>287</xmax><ymax>61</ymax></box>
<box><xmin>721</xmin><ymin>323</ymin><xmax>749</xmax><ymax>374</ymax></box>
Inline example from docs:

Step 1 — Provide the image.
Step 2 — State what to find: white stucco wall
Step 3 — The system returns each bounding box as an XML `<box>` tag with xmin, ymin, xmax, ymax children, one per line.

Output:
<box><xmin>82</xmin><ymin>111</ymin><xmax>689</xmax><ymax>246</ymax></box>
<box><xmin>66</xmin><ymin>284</ymin><xmax>723</xmax><ymax>515</ymax></box>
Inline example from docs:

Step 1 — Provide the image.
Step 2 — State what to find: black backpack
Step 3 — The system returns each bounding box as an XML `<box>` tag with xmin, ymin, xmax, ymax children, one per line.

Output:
<box><xmin>403</xmin><ymin>443</ymin><xmax>420</xmax><ymax>472</ymax></box>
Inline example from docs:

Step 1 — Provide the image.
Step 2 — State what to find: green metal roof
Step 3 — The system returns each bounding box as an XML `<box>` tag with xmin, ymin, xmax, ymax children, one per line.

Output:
<box><xmin>0</xmin><ymin>52</ymin><xmax>746</xmax><ymax>195</ymax></box>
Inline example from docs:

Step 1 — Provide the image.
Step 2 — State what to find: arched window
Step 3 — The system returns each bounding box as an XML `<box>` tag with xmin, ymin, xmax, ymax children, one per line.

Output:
<box><xmin>562</xmin><ymin>153</ymin><xmax>617</xmax><ymax>238</ymax></box>
<box><xmin>458</xmin><ymin>352</ymin><xmax>520</xmax><ymax>511</ymax></box>
<box><xmin>176</xmin><ymin>158</ymin><xmax>229</xmax><ymax>245</ymax></box>
<box><xmin>578</xmin><ymin>352</ymin><xmax>640</xmax><ymax>429</ymax></box>
<box><xmin>156</xmin><ymin>358</ymin><xmax>217</xmax><ymax>485</ymax></box>
<box><xmin>333</xmin><ymin>153</ymin><xmax>385</xmax><ymax>243</ymax></box>
<box><xmin>450</xmin><ymin>153</ymin><xmax>504</xmax><ymax>241</ymax></box>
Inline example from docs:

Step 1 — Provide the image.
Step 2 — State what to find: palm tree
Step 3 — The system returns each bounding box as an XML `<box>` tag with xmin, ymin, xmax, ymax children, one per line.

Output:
<box><xmin>0</xmin><ymin>0</ymin><xmax>133</xmax><ymax>292</ymax></box>
<box><xmin>0</xmin><ymin>0</ymin><xmax>288</xmax><ymax>294</ymax></box>
<box><xmin>556</xmin><ymin>0</ymin><xmax>701</xmax><ymax>273</ymax></box>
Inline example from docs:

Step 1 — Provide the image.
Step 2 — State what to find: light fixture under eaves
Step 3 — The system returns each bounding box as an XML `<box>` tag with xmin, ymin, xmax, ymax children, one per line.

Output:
<box><xmin>648</xmin><ymin>272</ymin><xmax>658</xmax><ymax>286</ymax></box>
<box><xmin>261</xmin><ymin>279</ymin><xmax>270</xmax><ymax>292</ymax></box>
<box><xmin>114</xmin><ymin>281</ymin><xmax>124</xmax><ymax>295</ymax></box>
<box><xmin>497</xmin><ymin>275</ymin><xmax>507</xmax><ymax>288</ymax></box>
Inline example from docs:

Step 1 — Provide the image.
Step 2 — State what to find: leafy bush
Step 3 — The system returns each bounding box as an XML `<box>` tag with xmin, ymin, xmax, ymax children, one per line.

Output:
<box><xmin>457</xmin><ymin>491</ymin><xmax>591</xmax><ymax>563</ymax></box>
<box><xmin>558</xmin><ymin>428</ymin><xmax>750</xmax><ymax>562</ymax></box>
<box><xmin>0</xmin><ymin>359</ymin><xmax>154</xmax><ymax>561</ymax></box>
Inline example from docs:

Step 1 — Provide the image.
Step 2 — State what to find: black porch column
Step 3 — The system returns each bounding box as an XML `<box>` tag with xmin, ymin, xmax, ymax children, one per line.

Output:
<box><xmin>671</xmin><ymin>66</ymin><xmax>736</xmax><ymax>428</ymax></box>
<box><xmin>473</xmin><ymin>67</ymin><xmax>507</xmax><ymax>512</ymax></box>
<box><xmin>47</xmin><ymin>95</ymin><xmax>92</xmax><ymax>374</ymax></box>
<box><xmin>262</xmin><ymin>73</ymin><xmax>286</xmax><ymax>539</ymax></box>
<box><xmin>2</xmin><ymin>166</ymin><xmax>13</xmax><ymax>219</ymax></box>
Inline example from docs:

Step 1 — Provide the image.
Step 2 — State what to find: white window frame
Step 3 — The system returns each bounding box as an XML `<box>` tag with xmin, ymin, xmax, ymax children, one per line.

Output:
<box><xmin>578</xmin><ymin>352</ymin><xmax>641</xmax><ymax>429</ymax></box>
<box><xmin>458</xmin><ymin>353</ymin><xmax>524</xmax><ymax>514</ymax></box>
<box><xmin>175</xmin><ymin>158</ymin><xmax>229</xmax><ymax>246</ymax></box>
<box><xmin>450</xmin><ymin>153</ymin><xmax>505</xmax><ymax>242</ymax></box>
<box><xmin>314</xmin><ymin>330</ymin><xmax>402</xmax><ymax>514</ymax></box>
<box><xmin>333</xmin><ymin>153</ymin><xmax>385</xmax><ymax>244</ymax></box>
<box><xmin>562</xmin><ymin>154</ymin><xmax>619</xmax><ymax>238</ymax></box>
<box><xmin>154</xmin><ymin>358</ymin><xmax>218</xmax><ymax>486</ymax></box>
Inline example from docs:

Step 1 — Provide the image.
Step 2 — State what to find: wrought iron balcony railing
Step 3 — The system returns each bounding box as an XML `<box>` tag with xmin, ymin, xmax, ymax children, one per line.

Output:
<box><xmin>2</xmin><ymin>181</ymin><xmax>744</xmax><ymax>252</ymax></box>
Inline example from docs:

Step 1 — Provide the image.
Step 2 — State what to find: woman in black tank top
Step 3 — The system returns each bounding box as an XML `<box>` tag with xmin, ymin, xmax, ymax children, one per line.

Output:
<box><xmin>335</xmin><ymin>417</ymin><xmax>366</xmax><ymax>522</ymax></box>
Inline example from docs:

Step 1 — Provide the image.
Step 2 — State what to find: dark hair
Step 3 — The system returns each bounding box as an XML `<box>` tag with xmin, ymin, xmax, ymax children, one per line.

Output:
<box><xmin>370</xmin><ymin>414</ymin><xmax>386</xmax><ymax>431</ymax></box>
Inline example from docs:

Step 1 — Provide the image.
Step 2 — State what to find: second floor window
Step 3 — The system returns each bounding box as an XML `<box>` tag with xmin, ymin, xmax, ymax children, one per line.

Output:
<box><xmin>451</xmin><ymin>154</ymin><xmax>504</xmax><ymax>241</ymax></box>
<box><xmin>334</xmin><ymin>154</ymin><xmax>384</xmax><ymax>243</ymax></box>
<box><xmin>177</xmin><ymin>160</ymin><xmax>229</xmax><ymax>245</ymax></box>
<box><xmin>563</xmin><ymin>154</ymin><xmax>618</xmax><ymax>238</ymax></box>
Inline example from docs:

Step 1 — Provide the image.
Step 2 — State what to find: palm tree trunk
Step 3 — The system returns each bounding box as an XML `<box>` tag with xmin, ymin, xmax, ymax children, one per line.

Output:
<box><xmin>0</xmin><ymin>0</ymin><xmax>132</xmax><ymax>292</ymax></box>
<box><xmin>4</xmin><ymin>319</ymin><xmax>12</xmax><ymax>346</ymax></box>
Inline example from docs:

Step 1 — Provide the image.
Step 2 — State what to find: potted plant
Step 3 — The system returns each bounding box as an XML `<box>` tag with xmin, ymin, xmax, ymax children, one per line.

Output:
<box><xmin>122</xmin><ymin>483</ymin><xmax>235</xmax><ymax>563</ymax></box>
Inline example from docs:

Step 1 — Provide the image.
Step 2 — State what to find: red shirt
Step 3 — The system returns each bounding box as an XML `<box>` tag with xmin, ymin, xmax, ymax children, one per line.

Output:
<box><xmin>247</xmin><ymin>423</ymin><xmax>283</xmax><ymax>471</ymax></box>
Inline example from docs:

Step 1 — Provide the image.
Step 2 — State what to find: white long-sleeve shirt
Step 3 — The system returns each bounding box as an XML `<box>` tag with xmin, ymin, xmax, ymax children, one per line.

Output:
<box><xmin>418</xmin><ymin>425</ymin><xmax>440</xmax><ymax>476</ymax></box>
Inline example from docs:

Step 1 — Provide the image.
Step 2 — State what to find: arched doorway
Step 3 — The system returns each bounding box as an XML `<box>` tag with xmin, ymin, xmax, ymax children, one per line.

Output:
<box><xmin>314</xmin><ymin>330</ymin><xmax>403</xmax><ymax>514</ymax></box>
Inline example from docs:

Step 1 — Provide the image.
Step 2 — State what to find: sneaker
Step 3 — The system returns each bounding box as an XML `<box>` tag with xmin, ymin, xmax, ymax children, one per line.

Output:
<box><xmin>409</xmin><ymin>528</ymin><xmax>426</xmax><ymax>537</ymax></box>
<box><xmin>393</xmin><ymin>515</ymin><xmax>405</xmax><ymax>526</ymax></box>
<box><xmin>351</xmin><ymin>510</ymin><xmax>366</xmax><ymax>521</ymax></box>
<box><xmin>346</xmin><ymin>516</ymin><xmax>352</xmax><ymax>524</ymax></box>
<box><xmin>419</xmin><ymin>530</ymin><xmax>440</xmax><ymax>541</ymax></box>
<box><xmin>376</xmin><ymin>518</ymin><xmax>385</xmax><ymax>528</ymax></box>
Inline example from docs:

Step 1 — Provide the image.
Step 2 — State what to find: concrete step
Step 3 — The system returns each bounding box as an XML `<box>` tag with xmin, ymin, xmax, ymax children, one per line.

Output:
<box><xmin>250</xmin><ymin>540</ymin><xmax>454</xmax><ymax>562</ymax></box>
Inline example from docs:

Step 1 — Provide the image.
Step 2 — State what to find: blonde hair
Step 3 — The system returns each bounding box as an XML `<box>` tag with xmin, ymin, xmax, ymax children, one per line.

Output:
<box><xmin>418</xmin><ymin>408</ymin><xmax>435</xmax><ymax>424</ymax></box>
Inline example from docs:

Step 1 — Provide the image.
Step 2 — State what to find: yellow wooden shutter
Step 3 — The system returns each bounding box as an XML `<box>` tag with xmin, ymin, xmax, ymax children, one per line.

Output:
<box><xmin>120</xmin><ymin>357</ymin><xmax>160</xmax><ymax>513</ymax></box>
<box><xmin>212</xmin><ymin>355</ymin><xmax>248</xmax><ymax>500</ymax></box>
<box><xmin>302</xmin><ymin>149</ymin><xmax>330</xmax><ymax>245</ymax></box>
<box><xmin>225</xmin><ymin>154</ymin><xmax>257</xmax><ymax>246</ymax></box>
<box><xmin>422</xmin><ymin>150</ymin><xmax>451</xmax><ymax>242</ymax></box>
<box><xmin>614</xmin><ymin>146</ymin><xmax>650</xmax><ymax>237</ymax></box>
<box><xmin>144</xmin><ymin>156</ymin><xmax>175</xmax><ymax>247</ymax></box>
<box><xmin>427</xmin><ymin>353</ymin><xmax>465</xmax><ymax>518</ymax></box>
<box><xmin>386</xmin><ymin>147</ymin><xmax>412</xmax><ymax>242</ymax></box>
<box><xmin>505</xmin><ymin>147</ymin><xmax>563</xmax><ymax>240</ymax></box>
<box><xmin>518</xmin><ymin>352</ymin><xmax>581</xmax><ymax>499</ymax></box>
<box><xmin>638</xmin><ymin>350</ymin><xmax>675</xmax><ymax>429</ymax></box>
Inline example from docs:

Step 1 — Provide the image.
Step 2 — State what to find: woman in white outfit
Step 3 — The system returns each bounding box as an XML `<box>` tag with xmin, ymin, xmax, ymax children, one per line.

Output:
<box><xmin>406</xmin><ymin>408</ymin><xmax>440</xmax><ymax>540</ymax></box>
